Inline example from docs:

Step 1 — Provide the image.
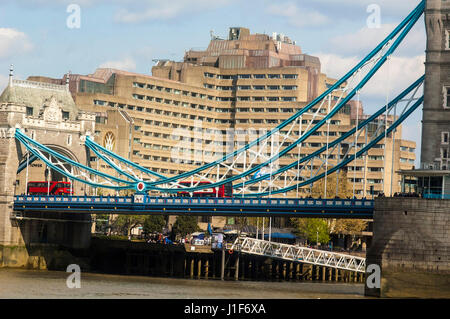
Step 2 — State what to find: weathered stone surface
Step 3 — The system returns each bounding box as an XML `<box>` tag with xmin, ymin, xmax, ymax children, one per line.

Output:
<box><xmin>365</xmin><ymin>198</ymin><xmax>450</xmax><ymax>297</ymax></box>
<box><xmin>0</xmin><ymin>78</ymin><xmax>95</xmax><ymax>258</ymax></box>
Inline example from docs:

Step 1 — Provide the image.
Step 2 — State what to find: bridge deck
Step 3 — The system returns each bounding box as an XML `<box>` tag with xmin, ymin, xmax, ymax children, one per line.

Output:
<box><xmin>13</xmin><ymin>195</ymin><xmax>374</xmax><ymax>218</ymax></box>
<box><xmin>230</xmin><ymin>237</ymin><xmax>366</xmax><ymax>273</ymax></box>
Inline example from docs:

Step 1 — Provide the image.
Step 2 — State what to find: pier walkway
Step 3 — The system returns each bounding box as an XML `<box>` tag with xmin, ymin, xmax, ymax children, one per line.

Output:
<box><xmin>229</xmin><ymin>237</ymin><xmax>366</xmax><ymax>273</ymax></box>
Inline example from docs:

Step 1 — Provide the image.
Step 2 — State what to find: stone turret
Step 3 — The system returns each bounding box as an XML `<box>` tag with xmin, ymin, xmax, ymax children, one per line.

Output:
<box><xmin>421</xmin><ymin>0</ymin><xmax>450</xmax><ymax>170</ymax></box>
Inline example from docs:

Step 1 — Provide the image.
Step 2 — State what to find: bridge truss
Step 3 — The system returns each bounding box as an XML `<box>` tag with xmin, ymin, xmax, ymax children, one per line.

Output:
<box><xmin>14</xmin><ymin>1</ymin><xmax>426</xmax><ymax>198</ymax></box>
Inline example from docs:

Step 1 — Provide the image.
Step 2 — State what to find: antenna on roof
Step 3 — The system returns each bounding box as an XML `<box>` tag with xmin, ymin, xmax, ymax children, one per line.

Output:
<box><xmin>66</xmin><ymin>71</ymin><xmax>71</xmax><ymax>90</ymax></box>
<box><xmin>9</xmin><ymin>64</ymin><xmax>13</xmax><ymax>87</ymax></box>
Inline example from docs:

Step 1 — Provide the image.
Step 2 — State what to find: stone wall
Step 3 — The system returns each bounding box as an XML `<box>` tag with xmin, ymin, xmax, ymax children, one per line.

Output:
<box><xmin>365</xmin><ymin>198</ymin><xmax>450</xmax><ymax>297</ymax></box>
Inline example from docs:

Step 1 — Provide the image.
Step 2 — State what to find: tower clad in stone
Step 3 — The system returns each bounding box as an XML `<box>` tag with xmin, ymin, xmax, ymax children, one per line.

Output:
<box><xmin>422</xmin><ymin>0</ymin><xmax>450</xmax><ymax>170</ymax></box>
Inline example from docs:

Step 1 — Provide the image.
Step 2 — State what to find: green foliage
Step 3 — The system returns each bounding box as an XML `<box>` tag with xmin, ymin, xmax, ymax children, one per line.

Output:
<box><xmin>311</xmin><ymin>170</ymin><xmax>353</xmax><ymax>199</ymax></box>
<box><xmin>93</xmin><ymin>234</ymin><xmax>128</xmax><ymax>241</ymax></box>
<box><xmin>172</xmin><ymin>215</ymin><xmax>199</xmax><ymax>237</ymax></box>
<box><xmin>93</xmin><ymin>213</ymin><xmax>109</xmax><ymax>233</ymax></box>
<box><xmin>310</xmin><ymin>170</ymin><xmax>368</xmax><ymax>235</ymax></box>
<box><xmin>290</xmin><ymin>218</ymin><xmax>330</xmax><ymax>244</ymax></box>
<box><xmin>110</xmin><ymin>215</ymin><xmax>146</xmax><ymax>236</ymax></box>
<box><xmin>330</xmin><ymin>219</ymin><xmax>368</xmax><ymax>235</ymax></box>
<box><xmin>143</xmin><ymin>215</ymin><xmax>166</xmax><ymax>234</ymax></box>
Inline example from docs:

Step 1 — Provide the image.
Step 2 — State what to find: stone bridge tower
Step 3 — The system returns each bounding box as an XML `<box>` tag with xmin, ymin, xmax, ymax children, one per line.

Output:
<box><xmin>422</xmin><ymin>0</ymin><xmax>450</xmax><ymax>170</ymax></box>
<box><xmin>0</xmin><ymin>68</ymin><xmax>95</xmax><ymax>248</ymax></box>
<box><xmin>365</xmin><ymin>1</ymin><xmax>450</xmax><ymax>298</ymax></box>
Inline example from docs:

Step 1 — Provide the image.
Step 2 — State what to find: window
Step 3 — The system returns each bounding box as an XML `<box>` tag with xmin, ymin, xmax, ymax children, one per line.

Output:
<box><xmin>268</xmin><ymin>74</ymin><xmax>281</xmax><ymax>79</ymax></box>
<box><xmin>283</xmin><ymin>74</ymin><xmax>298</xmax><ymax>79</ymax></box>
<box><xmin>442</xmin><ymin>132</ymin><xmax>449</xmax><ymax>144</ymax></box>
<box><xmin>445</xmin><ymin>86</ymin><xmax>450</xmax><ymax>108</ymax></box>
<box><xmin>238</xmin><ymin>74</ymin><xmax>251</xmax><ymax>79</ymax></box>
<box><xmin>26</xmin><ymin>107</ymin><xmax>33</xmax><ymax>116</ymax></box>
<box><xmin>62</xmin><ymin>111</ymin><xmax>69</xmax><ymax>120</ymax></box>
<box><xmin>253</xmin><ymin>74</ymin><xmax>266</xmax><ymax>79</ymax></box>
<box><xmin>442</xmin><ymin>148</ymin><xmax>448</xmax><ymax>159</ymax></box>
<box><xmin>133</xmin><ymin>82</ymin><xmax>145</xmax><ymax>88</ymax></box>
<box><xmin>94</xmin><ymin>100</ymin><xmax>106</xmax><ymax>106</ymax></box>
<box><xmin>446</xmin><ymin>30</ymin><xmax>450</xmax><ymax>50</ymax></box>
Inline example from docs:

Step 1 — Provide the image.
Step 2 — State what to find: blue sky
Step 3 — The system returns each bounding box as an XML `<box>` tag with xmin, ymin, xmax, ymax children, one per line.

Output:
<box><xmin>0</xmin><ymin>0</ymin><xmax>426</xmax><ymax>164</ymax></box>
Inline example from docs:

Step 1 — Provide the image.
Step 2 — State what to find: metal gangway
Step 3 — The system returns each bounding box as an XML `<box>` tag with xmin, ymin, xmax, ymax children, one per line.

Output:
<box><xmin>229</xmin><ymin>237</ymin><xmax>366</xmax><ymax>273</ymax></box>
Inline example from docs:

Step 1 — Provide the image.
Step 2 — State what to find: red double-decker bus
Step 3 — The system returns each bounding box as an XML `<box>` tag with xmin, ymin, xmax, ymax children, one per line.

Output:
<box><xmin>27</xmin><ymin>181</ymin><xmax>73</xmax><ymax>195</ymax></box>
<box><xmin>177</xmin><ymin>181</ymin><xmax>232</xmax><ymax>198</ymax></box>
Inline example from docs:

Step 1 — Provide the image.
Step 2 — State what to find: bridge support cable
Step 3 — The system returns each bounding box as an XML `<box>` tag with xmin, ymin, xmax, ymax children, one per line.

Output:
<box><xmin>15</xmin><ymin>129</ymin><xmax>135</xmax><ymax>190</ymax></box>
<box><xmin>241</xmin><ymin>94</ymin><xmax>424</xmax><ymax>197</ymax></box>
<box><xmin>140</xmin><ymin>2</ymin><xmax>425</xmax><ymax>195</ymax></box>
<box><xmin>17</xmin><ymin>153</ymin><xmax>38</xmax><ymax>174</ymax></box>
<box><xmin>230</xmin><ymin>237</ymin><xmax>366</xmax><ymax>273</ymax></box>
<box><xmin>84</xmin><ymin>137</ymin><xmax>166</xmax><ymax>183</ymax></box>
<box><xmin>25</xmin><ymin>152</ymin><xmax>29</xmax><ymax>196</ymax></box>
<box><xmin>103</xmin><ymin>1</ymin><xmax>424</xmax><ymax>194</ymax></box>
<box><xmin>231</xmin><ymin>76</ymin><xmax>424</xmax><ymax>195</ymax></box>
<box><xmin>13</xmin><ymin>1</ymin><xmax>425</xmax><ymax>196</ymax></box>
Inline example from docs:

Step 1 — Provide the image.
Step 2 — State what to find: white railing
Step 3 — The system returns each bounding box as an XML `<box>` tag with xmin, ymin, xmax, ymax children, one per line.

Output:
<box><xmin>230</xmin><ymin>237</ymin><xmax>366</xmax><ymax>273</ymax></box>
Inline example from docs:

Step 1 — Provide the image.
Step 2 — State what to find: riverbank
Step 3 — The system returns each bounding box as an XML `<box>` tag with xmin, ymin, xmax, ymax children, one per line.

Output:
<box><xmin>0</xmin><ymin>268</ymin><xmax>366</xmax><ymax>299</ymax></box>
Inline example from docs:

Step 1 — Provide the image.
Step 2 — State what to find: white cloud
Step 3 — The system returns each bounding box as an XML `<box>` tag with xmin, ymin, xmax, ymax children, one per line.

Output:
<box><xmin>99</xmin><ymin>57</ymin><xmax>136</xmax><ymax>71</ymax></box>
<box><xmin>0</xmin><ymin>28</ymin><xmax>33</xmax><ymax>60</ymax></box>
<box><xmin>267</xmin><ymin>2</ymin><xmax>330</xmax><ymax>27</ymax></box>
<box><xmin>0</xmin><ymin>74</ymin><xmax>8</xmax><ymax>91</ymax></box>
<box><xmin>328</xmin><ymin>23</ymin><xmax>425</xmax><ymax>56</ymax></box>
<box><xmin>316</xmin><ymin>53</ymin><xmax>425</xmax><ymax>98</ymax></box>
<box><xmin>313</xmin><ymin>0</ymin><xmax>420</xmax><ymax>15</ymax></box>
<box><xmin>114</xmin><ymin>0</ymin><xmax>233</xmax><ymax>23</ymax></box>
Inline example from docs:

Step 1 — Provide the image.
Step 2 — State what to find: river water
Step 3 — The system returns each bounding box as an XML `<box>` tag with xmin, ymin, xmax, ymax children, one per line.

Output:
<box><xmin>0</xmin><ymin>268</ymin><xmax>366</xmax><ymax>299</ymax></box>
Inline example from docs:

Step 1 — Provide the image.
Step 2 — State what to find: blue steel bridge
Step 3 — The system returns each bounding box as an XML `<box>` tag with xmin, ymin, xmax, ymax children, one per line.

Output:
<box><xmin>13</xmin><ymin>195</ymin><xmax>374</xmax><ymax>218</ymax></box>
<box><xmin>14</xmin><ymin>1</ymin><xmax>427</xmax><ymax>218</ymax></box>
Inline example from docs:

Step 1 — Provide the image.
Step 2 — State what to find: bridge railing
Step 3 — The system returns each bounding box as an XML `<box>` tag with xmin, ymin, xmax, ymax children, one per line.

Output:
<box><xmin>14</xmin><ymin>195</ymin><xmax>374</xmax><ymax>208</ymax></box>
<box><xmin>230</xmin><ymin>237</ymin><xmax>366</xmax><ymax>273</ymax></box>
<box><xmin>14</xmin><ymin>195</ymin><xmax>133</xmax><ymax>204</ymax></box>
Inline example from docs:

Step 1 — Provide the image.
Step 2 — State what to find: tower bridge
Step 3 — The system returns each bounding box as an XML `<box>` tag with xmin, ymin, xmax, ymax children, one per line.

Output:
<box><xmin>0</xmin><ymin>0</ymin><xmax>448</xmax><ymax>297</ymax></box>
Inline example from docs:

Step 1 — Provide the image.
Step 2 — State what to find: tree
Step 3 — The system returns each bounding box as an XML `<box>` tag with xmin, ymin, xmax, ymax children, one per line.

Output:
<box><xmin>290</xmin><ymin>218</ymin><xmax>330</xmax><ymax>244</ymax></box>
<box><xmin>93</xmin><ymin>213</ymin><xmax>109</xmax><ymax>233</ymax></box>
<box><xmin>109</xmin><ymin>215</ymin><xmax>146</xmax><ymax>236</ymax></box>
<box><xmin>329</xmin><ymin>219</ymin><xmax>368</xmax><ymax>235</ymax></box>
<box><xmin>172</xmin><ymin>215</ymin><xmax>199</xmax><ymax>237</ymax></box>
<box><xmin>143</xmin><ymin>215</ymin><xmax>166</xmax><ymax>234</ymax></box>
<box><xmin>310</xmin><ymin>170</ymin><xmax>368</xmax><ymax>235</ymax></box>
<box><xmin>311</xmin><ymin>170</ymin><xmax>353</xmax><ymax>199</ymax></box>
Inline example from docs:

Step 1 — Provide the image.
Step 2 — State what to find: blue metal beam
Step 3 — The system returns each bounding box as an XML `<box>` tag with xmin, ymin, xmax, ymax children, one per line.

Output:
<box><xmin>16</xmin><ymin>154</ymin><xmax>38</xmax><ymax>174</ymax></box>
<box><xmin>13</xmin><ymin>195</ymin><xmax>373</xmax><ymax>218</ymax></box>
<box><xmin>143</xmin><ymin>0</ymin><xmax>425</xmax><ymax>189</ymax></box>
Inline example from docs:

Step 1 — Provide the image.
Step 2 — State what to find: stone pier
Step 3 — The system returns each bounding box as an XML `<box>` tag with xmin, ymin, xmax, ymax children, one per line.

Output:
<box><xmin>365</xmin><ymin>198</ymin><xmax>450</xmax><ymax>298</ymax></box>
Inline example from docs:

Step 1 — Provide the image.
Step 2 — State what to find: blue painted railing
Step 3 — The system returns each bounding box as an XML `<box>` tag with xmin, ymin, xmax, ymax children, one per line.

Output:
<box><xmin>13</xmin><ymin>195</ymin><xmax>374</xmax><ymax>218</ymax></box>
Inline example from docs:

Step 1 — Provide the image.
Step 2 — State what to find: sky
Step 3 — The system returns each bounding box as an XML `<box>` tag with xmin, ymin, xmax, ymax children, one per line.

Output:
<box><xmin>0</xmin><ymin>0</ymin><xmax>426</xmax><ymax>165</ymax></box>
